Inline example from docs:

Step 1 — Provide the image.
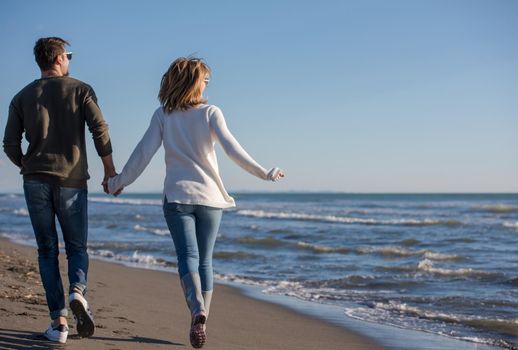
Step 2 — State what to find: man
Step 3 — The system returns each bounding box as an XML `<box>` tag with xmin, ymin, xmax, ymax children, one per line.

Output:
<box><xmin>3</xmin><ymin>37</ymin><xmax>116</xmax><ymax>344</ymax></box>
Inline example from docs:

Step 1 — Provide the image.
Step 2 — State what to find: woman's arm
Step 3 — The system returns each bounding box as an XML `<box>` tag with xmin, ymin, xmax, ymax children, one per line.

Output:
<box><xmin>108</xmin><ymin>110</ymin><xmax>163</xmax><ymax>194</ymax></box>
<box><xmin>209</xmin><ymin>107</ymin><xmax>283</xmax><ymax>181</ymax></box>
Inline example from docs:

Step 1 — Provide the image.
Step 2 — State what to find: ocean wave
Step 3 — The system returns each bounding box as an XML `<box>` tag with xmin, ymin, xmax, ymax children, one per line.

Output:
<box><xmin>363</xmin><ymin>247</ymin><xmax>462</xmax><ymax>260</ymax></box>
<box><xmin>304</xmin><ymin>275</ymin><xmax>421</xmax><ymax>290</ymax></box>
<box><xmin>88</xmin><ymin>249</ymin><xmax>115</xmax><ymax>258</ymax></box>
<box><xmin>261</xmin><ymin>279</ymin><xmax>376</xmax><ymax>303</ymax></box>
<box><xmin>88</xmin><ymin>242</ymin><xmax>132</xmax><ymax>250</ymax></box>
<box><xmin>358</xmin><ymin>246</ymin><xmax>420</xmax><ymax>257</ymax></box>
<box><xmin>375</xmin><ymin>265</ymin><xmax>417</xmax><ymax>273</ymax></box>
<box><xmin>346</xmin><ymin>302</ymin><xmax>518</xmax><ymax>349</ymax></box>
<box><xmin>88</xmin><ymin>197</ymin><xmax>162</xmax><ymax>206</ymax></box>
<box><xmin>422</xmin><ymin>251</ymin><xmax>463</xmax><ymax>261</ymax></box>
<box><xmin>471</xmin><ymin>204</ymin><xmax>517</xmax><ymax>213</ymax></box>
<box><xmin>417</xmin><ymin>259</ymin><xmax>503</xmax><ymax>280</ymax></box>
<box><xmin>262</xmin><ymin>280</ymin><xmax>314</xmax><ymax>300</ymax></box>
<box><xmin>213</xmin><ymin>251</ymin><xmax>259</xmax><ymax>260</ymax></box>
<box><xmin>127</xmin><ymin>251</ymin><xmax>167</xmax><ymax>265</ymax></box>
<box><xmin>236</xmin><ymin>209</ymin><xmax>463</xmax><ymax>227</ymax></box>
<box><xmin>214</xmin><ymin>274</ymin><xmax>323</xmax><ymax>302</ymax></box>
<box><xmin>219</xmin><ymin>275</ymin><xmax>337</xmax><ymax>304</ymax></box>
<box><xmin>296</xmin><ymin>241</ymin><xmax>353</xmax><ymax>254</ymax></box>
<box><xmin>134</xmin><ymin>224</ymin><xmax>170</xmax><ymax>236</ymax></box>
<box><xmin>431</xmin><ymin>295</ymin><xmax>518</xmax><ymax>309</ymax></box>
<box><xmin>445</xmin><ymin>237</ymin><xmax>477</xmax><ymax>243</ymax></box>
<box><xmin>296</xmin><ymin>242</ymin><xmax>462</xmax><ymax>260</ymax></box>
<box><xmin>0</xmin><ymin>194</ymin><xmax>21</xmax><ymax>199</ymax></box>
<box><xmin>372</xmin><ymin>301</ymin><xmax>518</xmax><ymax>338</ymax></box>
<box><xmin>88</xmin><ymin>240</ymin><xmax>170</xmax><ymax>253</ymax></box>
<box><xmin>13</xmin><ymin>208</ymin><xmax>29</xmax><ymax>216</ymax></box>
<box><xmin>1</xmin><ymin>232</ymin><xmax>34</xmax><ymax>244</ymax></box>
<box><xmin>269</xmin><ymin>228</ymin><xmax>297</xmax><ymax>235</ymax></box>
<box><xmin>214</xmin><ymin>273</ymin><xmax>269</xmax><ymax>287</ymax></box>
<box><xmin>400</xmin><ymin>239</ymin><xmax>421</xmax><ymax>246</ymax></box>
<box><xmin>503</xmin><ymin>222</ymin><xmax>518</xmax><ymax>230</ymax></box>
<box><xmin>88</xmin><ymin>249</ymin><xmax>176</xmax><ymax>268</ymax></box>
<box><xmin>235</xmin><ymin>236</ymin><xmax>285</xmax><ymax>247</ymax></box>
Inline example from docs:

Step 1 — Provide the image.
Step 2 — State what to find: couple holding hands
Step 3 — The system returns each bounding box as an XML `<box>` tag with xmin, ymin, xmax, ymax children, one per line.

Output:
<box><xmin>3</xmin><ymin>37</ymin><xmax>284</xmax><ymax>348</ymax></box>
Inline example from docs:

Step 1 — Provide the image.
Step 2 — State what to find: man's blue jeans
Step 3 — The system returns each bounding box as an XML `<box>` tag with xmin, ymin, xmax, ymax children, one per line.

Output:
<box><xmin>163</xmin><ymin>202</ymin><xmax>223</xmax><ymax>292</ymax></box>
<box><xmin>23</xmin><ymin>181</ymin><xmax>89</xmax><ymax>320</ymax></box>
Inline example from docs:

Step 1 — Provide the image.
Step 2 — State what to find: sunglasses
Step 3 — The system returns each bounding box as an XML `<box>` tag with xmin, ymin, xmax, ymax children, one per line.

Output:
<box><xmin>204</xmin><ymin>78</ymin><xmax>210</xmax><ymax>85</ymax></box>
<box><xmin>64</xmin><ymin>52</ymin><xmax>73</xmax><ymax>60</ymax></box>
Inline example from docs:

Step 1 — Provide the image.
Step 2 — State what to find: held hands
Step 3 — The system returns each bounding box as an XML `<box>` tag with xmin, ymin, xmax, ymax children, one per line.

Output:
<box><xmin>102</xmin><ymin>169</ymin><xmax>123</xmax><ymax>196</ymax></box>
<box><xmin>111</xmin><ymin>182</ymin><xmax>124</xmax><ymax>197</ymax></box>
<box><xmin>267</xmin><ymin>167</ymin><xmax>285</xmax><ymax>182</ymax></box>
<box><xmin>101</xmin><ymin>155</ymin><xmax>123</xmax><ymax>196</ymax></box>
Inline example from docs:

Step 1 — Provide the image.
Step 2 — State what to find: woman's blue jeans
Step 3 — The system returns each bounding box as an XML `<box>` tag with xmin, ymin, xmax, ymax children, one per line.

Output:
<box><xmin>163</xmin><ymin>202</ymin><xmax>222</xmax><ymax>292</ymax></box>
<box><xmin>23</xmin><ymin>181</ymin><xmax>89</xmax><ymax>320</ymax></box>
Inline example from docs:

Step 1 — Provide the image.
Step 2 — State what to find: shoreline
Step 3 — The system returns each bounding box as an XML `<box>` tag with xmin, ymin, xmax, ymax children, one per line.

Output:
<box><xmin>0</xmin><ymin>236</ymin><xmax>503</xmax><ymax>350</ymax></box>
<box><xmin>0</xmin><ymin>237</ymin><xmax>388</xmax><ymax>350</ymax></box>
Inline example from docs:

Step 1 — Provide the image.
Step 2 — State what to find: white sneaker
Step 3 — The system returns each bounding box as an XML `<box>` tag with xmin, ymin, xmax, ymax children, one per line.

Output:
<box><xmin>43</xmin><ymin>323</ymin><xmax>68</xmax><ymax>343</ymax></box>
<box><xmin>69</xmin><ymin>291</ymin><xmax>95</xmax><ymax>337</ymax></box>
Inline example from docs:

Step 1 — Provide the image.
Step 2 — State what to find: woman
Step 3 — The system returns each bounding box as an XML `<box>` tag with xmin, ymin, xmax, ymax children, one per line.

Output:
<box><xmin>107</xmin><ymin>57</ymin><xmax>284</xmax><ymax>348</ymax></box>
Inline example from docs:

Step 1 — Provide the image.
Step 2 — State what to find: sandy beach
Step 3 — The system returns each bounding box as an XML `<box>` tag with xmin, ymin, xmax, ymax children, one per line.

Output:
<box><xmin>0</xmin><ymin>237</ymin><xmax>387</xmax><ymax>350</ymax></box>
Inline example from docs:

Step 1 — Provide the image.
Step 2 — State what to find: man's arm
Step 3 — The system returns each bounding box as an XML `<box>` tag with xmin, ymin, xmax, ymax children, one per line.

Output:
<box><xmin>83</xmin><ymin>86</ymin><xmax>117</xmax><ymax>193</ymax></box>
<box><xmin>3</xmin><ymin>101</ymin><xmax>24</xmax><ymax>169</ymax></box>
<box><xmin>83</xmin><ymin>86</ymin><xmax>113</xmax><ymax>159</ymax></box>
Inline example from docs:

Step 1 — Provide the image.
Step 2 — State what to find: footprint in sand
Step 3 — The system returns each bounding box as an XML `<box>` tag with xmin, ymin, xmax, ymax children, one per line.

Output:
<box><xmin>97</xmin><ymin>306</ymin><xmax>114</xmax><ymax>313</ymax></box>
<box><xmin>25</xmin><ymin>305</ymin><xmax>47</xmax><ymax>312</ymax></box>
<box><xmin>112</xmin><ymin>327</ymin><xmax>131</xmax><ymax>335</ymax></box>
<box><xmin>114</xmin><ymin>316</ymin><xmax>136</xmax><ymax>324</ymax></box>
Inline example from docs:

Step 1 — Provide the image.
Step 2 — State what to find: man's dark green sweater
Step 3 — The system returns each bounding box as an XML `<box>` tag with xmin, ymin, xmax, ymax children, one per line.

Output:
<box><xmin>3</xmin><ymin>76</ymin><xmax>112</xmax><ymax>188</ymax></box>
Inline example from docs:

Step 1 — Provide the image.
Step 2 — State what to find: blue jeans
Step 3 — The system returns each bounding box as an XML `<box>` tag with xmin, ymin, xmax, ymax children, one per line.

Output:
<box><xmin>163</xmin><ymin>202</ymin><xmax>222</xmax><ymax>291</ymax></box>
<box><xmin>23</xmin><ymin>181</ymin><xmax>89</xmax><ymax>320</ymax></box>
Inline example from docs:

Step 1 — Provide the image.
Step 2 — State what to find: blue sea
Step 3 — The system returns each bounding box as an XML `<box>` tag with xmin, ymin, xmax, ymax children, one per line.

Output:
<box><xmin>1</xmin><ymin>192</ymin><xmax>517</xmax><ymax>349</ymax></box>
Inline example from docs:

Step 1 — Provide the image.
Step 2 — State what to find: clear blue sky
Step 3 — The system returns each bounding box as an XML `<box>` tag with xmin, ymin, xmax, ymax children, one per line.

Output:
<box><xmin>1</xmin><ymin>0</ymin><xmax>517</xmax><ymax>193</ymax></box>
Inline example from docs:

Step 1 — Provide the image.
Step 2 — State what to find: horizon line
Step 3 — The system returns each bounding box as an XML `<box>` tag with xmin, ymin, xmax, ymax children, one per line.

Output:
<box><xmin>4</xmin><ymin>191</ymin><xmax>517</xmax><ymax>195</ymax></box>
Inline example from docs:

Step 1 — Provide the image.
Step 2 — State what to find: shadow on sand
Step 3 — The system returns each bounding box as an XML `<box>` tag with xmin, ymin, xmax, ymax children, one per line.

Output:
<box><xmin>0</xmin><ymin>328</ymin><xmax>184</xmax><ymax>349</ymax></box>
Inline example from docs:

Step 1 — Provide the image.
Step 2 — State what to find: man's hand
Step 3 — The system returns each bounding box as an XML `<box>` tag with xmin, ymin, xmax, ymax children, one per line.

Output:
<box><xmin>101</xmin><ymin>154</ymin><xmax>119</xmax><ymax>195</ymax></box>
<box><xmin>102</xmin><ymin>170</ymin><xmax>116</xmax><ymax>194</ymax></box>
<box><xmin>102</xmin><ymin>173</ymin><xmax>123</xmax><ymax>196</ymax></box>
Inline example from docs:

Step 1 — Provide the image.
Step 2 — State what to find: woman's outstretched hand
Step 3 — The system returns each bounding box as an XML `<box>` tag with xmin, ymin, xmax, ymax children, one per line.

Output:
<box><xmin>267</xmin><ymin>167</ymin><xmax>285</xmax><ymax>182</ymax></box>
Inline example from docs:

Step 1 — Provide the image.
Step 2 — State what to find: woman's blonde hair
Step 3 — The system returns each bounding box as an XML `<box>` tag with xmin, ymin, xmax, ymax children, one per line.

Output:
<box><xmin>158</xmin><ymin>57</ymin><xmax>211</xmax><ymax>113</ymax></box>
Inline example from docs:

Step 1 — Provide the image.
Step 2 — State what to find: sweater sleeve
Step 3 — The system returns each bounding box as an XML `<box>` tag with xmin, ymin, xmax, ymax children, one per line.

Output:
<box><xmin>84</xmin><ymin>86</ymin><xmax>113</xmax><ymax>157</ymax></box>
<box><xmin>2</xmin><ymin>100</ymin><xmax>24</xmax><ymax>168</ymax></box>
<box><xmin>209</xmin><ymin>107</ymin><xmax>269</xmax><ymax>180</ymax></box>
<box><xmin>108</xmin><ymin>111</ymin><xmax>163</xmax><ymax>193</ymax></box>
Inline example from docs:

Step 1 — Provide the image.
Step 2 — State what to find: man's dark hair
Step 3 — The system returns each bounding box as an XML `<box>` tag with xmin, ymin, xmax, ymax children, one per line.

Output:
<box><xmin>33</xmin><ymin>37</ymin><xmax>70</xmax><ymax>71</ymax></box>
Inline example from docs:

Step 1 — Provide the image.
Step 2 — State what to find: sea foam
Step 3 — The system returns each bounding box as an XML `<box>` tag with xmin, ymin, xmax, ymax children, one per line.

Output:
<box><xmin>296</xmin><ymin>242</ymin><xmax>462</xmax><ymax>260</ymax></box>
<box><xmin>134</xmin><ymin>224</ymin><xmax>170</xmax><ymax>236</ymax></box>
<box><xmin>13</xmin><ymin>208</ymin><xmax>29</xmax><ymax>216</ymax></box>
<box><xmin>417</xmin><ymin>259</ymin><xmax>502</xmax><ymax>279</ymax></box>
<box><xmin>236</xmin><ymin>209</ymin><xmax>462</xmax><ymax>227</ymax></box>
<box><xmin>503</xmin><ymin>222</ymin><xmax>518</xmax><ymax>230</ymax></box>
<box><xmin>89</xmin><ymin>197</ymin><xmax>162</xmax><ymax>206</ymax></box>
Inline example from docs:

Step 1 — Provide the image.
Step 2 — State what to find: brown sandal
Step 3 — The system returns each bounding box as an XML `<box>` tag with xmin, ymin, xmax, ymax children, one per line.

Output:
<box><xmin>190</xmin><ymin>314</ymin><xmax>207</xmax><ymax>348</ymax></box>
